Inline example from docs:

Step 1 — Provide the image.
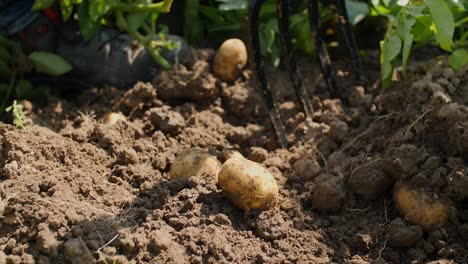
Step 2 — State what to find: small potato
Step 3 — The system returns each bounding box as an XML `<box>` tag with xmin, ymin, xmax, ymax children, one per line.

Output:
<box><xmin>394</xmin><ymin>181</ymin><xmax>449</xmax><ymax>231</ymax></box>
<box><xmin>170</xmin><ymin>148</ymin><xmax>221</xmax><ymax>181</ymax></box>
<box><xmin>102</xmin><ymin>112</ymin><xmax>126</xmax><ymax>125</ymax></box>
<box><xmin>212</xmin><ymin>38</ymin><xmax>248</xmax><ymax>82</ymax></box>
<box><xmin>218</xmin><ymin>151</ymin><xmax>279</xmax><ymax>211</ymax></box>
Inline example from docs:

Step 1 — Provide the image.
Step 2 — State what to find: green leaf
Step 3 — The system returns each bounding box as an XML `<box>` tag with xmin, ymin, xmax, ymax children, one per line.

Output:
<box><xmin>28</xmin><ymin>52</ymin><xmax>73</xmax><ymax>76</ymax></box>
<box><xmin>89</xmin><ymin>0</ymin><xmax>115</xmax><ymax>22</ymax></box>
<box><xmin>395</xmin><ymin>9</ymin><xmax>416</xmax><ymax>73</ymax></box>
<box><xmin>412</xmin><ymin>15</ymin><xmax>433</xmax><ymax>42</ymax></box>
<box><xmin>448</xmin><ymin>49</ymin><xmax>468</xmax><ymax>70</ymax></box>
<box><xmin>424</xmin><ymin>0</ymin><xmax>455</xmax><ymax>51</ymax></box>
<box><xmin>32</xmin><ymin>0</ymin><xmax>55</xmax><ymax>11</ymax></box>
<box><xmin>402</xmin><ymin>33</ymin><xmax>413</xmax><ymax>73</ymax></box>
<box><xmin>127</xmin><ymin>12</ymin><xmax>150</xmax><ymax>32</ymax></box>
<box><xmin>60</xmin><ymin>0</ymin><xmax>73</xmax><ymax>21</ymax></box>
<box><xmin>259</xmin><ymin>19</ymin><xmax>277</xmax><ymax>56</ymax></box>
<box><xmin>346</xmin><ymin>0</ymin><xmax>369</xmax><ymax>25</ymax></box>
<box><xmin>78</xmin><ymin>0</ymin><xmax>101</xmax><ymax>40</ymax></box>
<box><xmin>290</xmin><ymin>14</ymin><xmax>315</xmax><ymax>55</ymax></box>
<box><xmin>380</xmin><ymin>32</ymin><xmax>401</xmax><ymax>85</ymax></box>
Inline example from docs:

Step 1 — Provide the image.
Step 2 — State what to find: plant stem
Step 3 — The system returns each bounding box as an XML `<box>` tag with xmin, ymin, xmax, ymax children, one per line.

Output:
<box><xmin>455</xmin><ymin>16</ymin><xmax>468</xmax><ymax>28</ymax></box>
<box><xmin>131</xmin><ymin>31</ymin><xmax>171</xmax><ymax>70</ymax></box>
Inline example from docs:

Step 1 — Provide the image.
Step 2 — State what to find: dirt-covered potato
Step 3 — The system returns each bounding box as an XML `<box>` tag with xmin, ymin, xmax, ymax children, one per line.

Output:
<box><xmin>393</xmin><ymin>181</ymin><xmax>449</xmax><ymax>231</ymax></box>
<box><xmin>218</xmin><ymin>151</ymin><xmax>279</xmax><ymax>211</ymax></box>
<box><xmin>102</xmin><ymin>112</ymin><xmax>126</xmax><ymax>125</ymax></box>
<box><xmin>212</xmin><ymin>38</ymin><xmax>247</xmax><ymax>82</ymax></box>
<box><xmin>170</xmin><ymin>148</ymin><xmax>221</xmax><ymax>181</ymax></box>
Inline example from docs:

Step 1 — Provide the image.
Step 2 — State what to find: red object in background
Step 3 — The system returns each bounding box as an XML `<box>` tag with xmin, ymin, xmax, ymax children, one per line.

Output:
<box><xmin>16</xmin><ymin>6</ymin><xmax>59</xmax><ymax>49</ymax></box>
<box><xmin>42</xmin><ymin>8</ymin><xmax>58</xmax><ymax>23</ymax></box>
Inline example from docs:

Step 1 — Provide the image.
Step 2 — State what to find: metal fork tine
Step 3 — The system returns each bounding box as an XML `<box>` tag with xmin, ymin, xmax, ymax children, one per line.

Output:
<box><xmin>277</xmin><ymin>0</ymin><xmax>314</xmax><ymax>119</ymax></box>
<box><xmin>335</xmin><ymin>0</ymin><xmax>364</xmax><ymax>82</ymax></box>
<box><xmin>248</xmin><ymin>0</ymin><xmax>289</xmax><ymax>148</ymax></box>
<box><xmin>307</xmin><ymin>0</ymin><xmax>338</xmax><ymax>98</ymax></box>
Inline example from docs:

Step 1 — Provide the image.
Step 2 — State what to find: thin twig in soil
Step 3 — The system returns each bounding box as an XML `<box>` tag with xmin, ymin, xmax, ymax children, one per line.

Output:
<box><xmin>402</xmin><ymin>107</ymin><xmax>433</xmax><ymax>141</ymax></box>
<box><xmin>97</xmin><ymin>233</ymin><xmax>120</xmax><ymax>253</ymax></box>
<box><xmin>316</xmin><ymin>150</ymin><xmax>328</xmax><ymax>172</ymax></box>
<box><xmin>345</xmin><ymin>203</ymin><xmax>371</xmax><ymax>212</ymax></box>
<box><xmin>376</xmin><ymin>235</ymin><xmax>389</xmax><ymax>261</ymax></box>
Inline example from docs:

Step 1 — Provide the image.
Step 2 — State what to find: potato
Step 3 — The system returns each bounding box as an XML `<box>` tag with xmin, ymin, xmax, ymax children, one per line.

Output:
<box><xmin>218</xmin><ymin>151</ymin><xmax>279</xmax><ymax>211</ymax></box>
<box><xmin>170</xmin><ymin>148</ymin><xmax>221</xmax><ymax>181</ymax></box>
<box><xmin>212</xmin><ymin>38</ymin><xmax>248</xmax><ymax>82</ymax></box>
<box><xmin>102</xmin><ymin>112</ymin><xmax>126</xmax><ymax>125</ymax></box>
<box><xmin>393</xmin><ymin>181</ymin><xmax>449</xmax><ymax>231</ymax></box>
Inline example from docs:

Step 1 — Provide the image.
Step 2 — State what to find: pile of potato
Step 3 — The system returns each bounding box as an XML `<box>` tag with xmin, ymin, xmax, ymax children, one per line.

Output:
<box><xmin>170</xmin><ymin>148</ymin><xmax>278</xmax><ymax>211</ymax></box>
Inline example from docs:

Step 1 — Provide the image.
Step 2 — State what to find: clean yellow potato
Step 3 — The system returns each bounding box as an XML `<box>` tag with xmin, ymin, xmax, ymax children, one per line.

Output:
<box><xmin>218</xmin><ymin>151</ymin><xmax>279</xmax><ymax>211</ymax></box>
<box><xmin>212</xmin><ymin>38</ymin><xmax>248</xmax><ymax>82</ymax></box>
<box><xmin>170</xmin><ymin>148</ymin><xmax>221</xmax><ymax>181</ymax></box>
<box><xmin>394</xmin><ymin>181</ymin><xmax>449</xmax><ymax>232</ymax></box>
<box><xmin>102</xmin><ymin>112</ymin><xmax>126</xmax><ymax>125</ymax></box>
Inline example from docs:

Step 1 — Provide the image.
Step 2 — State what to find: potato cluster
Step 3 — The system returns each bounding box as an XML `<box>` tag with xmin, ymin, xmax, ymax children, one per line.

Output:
<box><xmin>170</xmin><ymin>148</ymin><xmax>279</xmax><ymax>211</ymax></box>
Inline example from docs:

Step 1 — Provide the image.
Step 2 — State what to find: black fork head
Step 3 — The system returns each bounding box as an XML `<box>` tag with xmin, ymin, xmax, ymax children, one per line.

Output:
<box><xmin>248</xmin><ymin>0</ymin><xmax>363</xmax><ymax>148</ymax></box>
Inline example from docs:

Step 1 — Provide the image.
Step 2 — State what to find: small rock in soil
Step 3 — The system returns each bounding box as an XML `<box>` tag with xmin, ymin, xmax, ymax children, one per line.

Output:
<box><xmin>310</xmin><ymin>174</ymin><xmax>345</xmax><ymax>213</ymax></box>
<box><xmin>3</xmin><ymin>160</ymin><xmax>19</xmax><ymax>179</ymax></box>
<box><xmin>388</xmin><ymin>219</ymin><xmax>423</xmax><ymax>248</ymax></box>
<box><xmin>328</xmin><ymin>119</ymin><xmax>349</xmax><ymax>143</ymax></box>
<box><xmin>349</xmin><ymin>165</ymin><xmax>394</xmax><ymax>199</ymax></box>
<box><xmin>36</xmin><ymin>229</ymin><xmax>59</xmax><ymax>257</ymax></box>
<box><xmin>293</xmin><ymin>158</ymin><xmax>321</xmax><ymax>181</ymax></box>
<box><xmin>298</xmin><ymin>118</ymin><xmax>329</xmax><ymax>141</ymax></box>
<box><xmin>117</xmin><ymin>82</ymin><xmax>156</xmax><ymax>110</ymax></box>
<box><xmin>63</xmin><ymin>238</ymin><xmax>94</xmax><ymax>264</ymax></box>
<box><xmin>248</xmin><ymin>147</ymin><xmax>268</xmax><ymax>162</ymax></box>
<box><xmin>148</xmin><ymin>106</ymin><xmax>186</xmax><ymax>133</ymax></box>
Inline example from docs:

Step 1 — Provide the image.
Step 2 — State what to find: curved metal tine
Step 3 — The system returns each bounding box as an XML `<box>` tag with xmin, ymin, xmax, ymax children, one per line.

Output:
<box><xmin>307</xmin><ymin>0</ymin><xmax>338</xmax><ymax>98</ymax></box>
<box><xmin>335</xmin><ymin>0</ymin><xmax>364</xmax><ymax>83</ymax></box>
<box><xmin>277</xmin><ymin>0</ymin><xmax>314</xmax><ymax>119</ymax></box>
<box><xmin>248</xmin><ymin>0</ymin><xmax>289</xmax><ymax>148</ymax></box>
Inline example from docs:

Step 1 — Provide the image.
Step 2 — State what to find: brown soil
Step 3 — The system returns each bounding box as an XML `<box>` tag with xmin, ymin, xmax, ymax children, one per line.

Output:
<box><xmin>0</xmin><ymin>50</ymin><xmax>467</xmax><ymax>264</ymax></box>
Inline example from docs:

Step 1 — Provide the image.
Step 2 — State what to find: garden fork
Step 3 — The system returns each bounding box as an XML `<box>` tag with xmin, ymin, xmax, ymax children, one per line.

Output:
<box><xmin>248</xmin><ymin>0</ymin><xmax>363</xmax><ymax>148</ymax></box>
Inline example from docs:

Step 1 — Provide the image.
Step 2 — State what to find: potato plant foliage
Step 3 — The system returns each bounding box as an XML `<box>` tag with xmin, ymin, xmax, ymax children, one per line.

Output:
<box><xmin>33</xmin><ymin>0</ymin><xmax>177</xmax><ymax>69</ymax></box>
<box><xmin>378</xmin><ymin>0</ymin><xmax>468</xmax><ymax>87</ymax></box>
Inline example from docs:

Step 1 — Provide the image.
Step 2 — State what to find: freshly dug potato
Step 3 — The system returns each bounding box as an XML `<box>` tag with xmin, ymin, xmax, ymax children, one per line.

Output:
<box><xmin>212</xmin><ymin>38</ymin><xmax>248</xmax><ymax>82</ymax></box>
<box><xmin>393</xmin><ymin>181</ymin><xmax>449</xmax><ymax>231</ymax></box>
<box><xmin>102</xmin><ymin>112</ymin><xmax>126</xmax><ymax>125</ymax></box>
<box><xmin>170</xmin><ymin>148</ymin><xmax>221</xmax><ymax>181</ymax></box>
<box><xmin>218</xmin><ymin>151</ymin><xmax>279</xmax><ymax>211</ymax></box>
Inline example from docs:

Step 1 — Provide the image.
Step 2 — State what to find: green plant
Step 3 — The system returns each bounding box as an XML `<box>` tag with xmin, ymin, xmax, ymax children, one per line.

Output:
<box><xmin>5</xmin><ymin>100</ymin><xmax>27</xmax><ymax>128</ymax></box>
<box><xmin>0</xmin><ymin>36</ymin><xmax>69</xmax><ymax>116</ymax></box>
<box><xmin>376</xmin><ymin>0</ymin><xmax>468</xmax><ymax>87</ymax></box>
<box><xmin>33</xmin><ymin>0</ymin><xmax>177</xmax><ymax>69</ymax></box>
<box><xmin>185</xmin><ymin>0</ymin><xmax>353</xmax><ymax>66</ymax></box>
